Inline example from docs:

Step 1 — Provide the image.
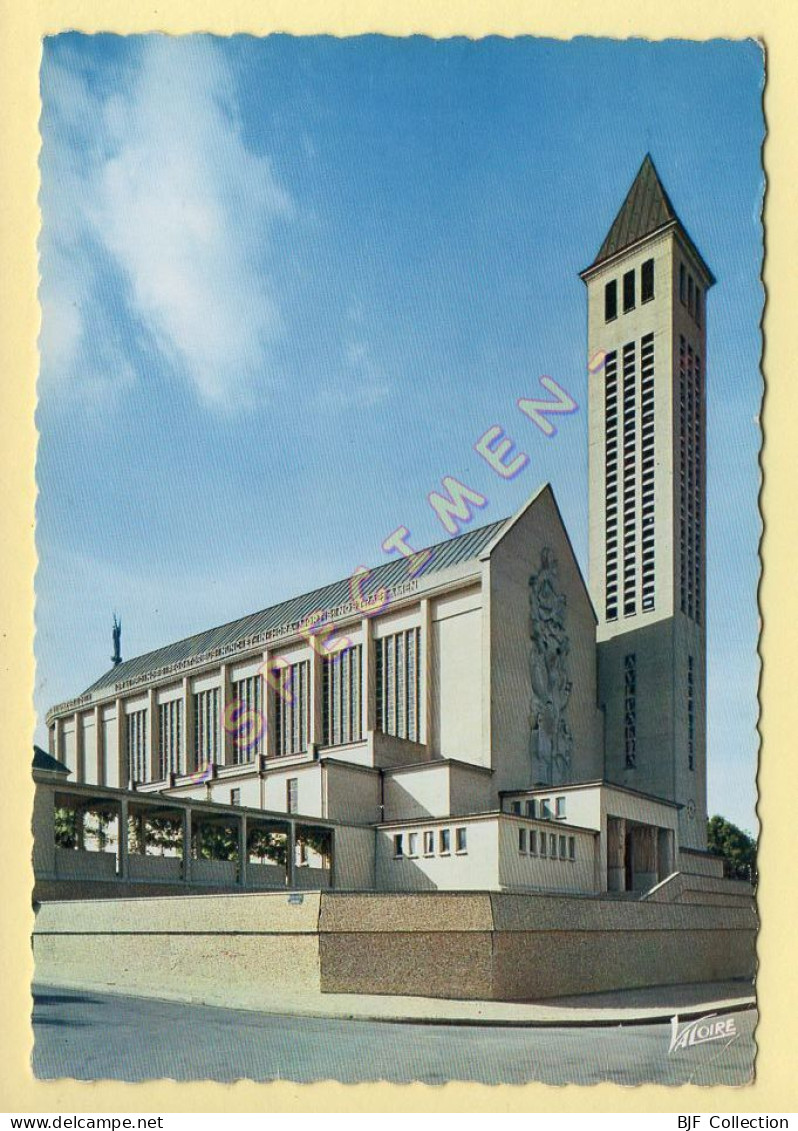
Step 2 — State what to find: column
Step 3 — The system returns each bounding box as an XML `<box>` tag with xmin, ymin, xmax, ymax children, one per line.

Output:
<box><xmin>238</xmin><ymin>814</ymin><xmax>248</xmax><ymax>888</ymax></box>
<box><xmin>220</xmin><ymin>663</ymin><xmax>234</xmax><ymax>766</ymax></box>
<box><xmin>606</xmin><ymin>816</ymin><xmax>626</xmax><ymax>892</ymax></box>
<box><xmin>183</xmin><ymin>676</ymin><xmax>195</xmax><ymax>774</ymax></box>
<box><xmin>632</xmin><ymin>825</ymin><xmax>658</xmax><ymax>892</ymax></box>
<box><xmin>94</xmin><ymin>705</ymin><xmax>104</xmax><ymax>786</ymax></box>
<box><xmin>118</xmin><ymin>797</ymin><xmax>129</xmax><ymax>880</ymax></box>
<box><xmin>182</xmin><ymin>808</ymin><xmax>191</xmax><ymax>883</ymax></box>
<box><xmin>657</xmin><ymin>826</ymin><xmax>676</xmax><ymax>881</ymax></box>
<box><xmin>287</xmin><ymin>820</ymin><xmax>296</xmax><ymax>888</ymax></box>
<box><xmin>309</xmin><ymin>648</ymin><xmax>323</xmax><ymax>754</ymax></box>
<box><xmin>261</xmin><ymin>649</ymin><xmax>274</xmax><ymax>761</ymax></box>
<box><xmin>116</xmin><ymin>699</ymin><xmax>128</xmax><ymax>789</ymax></box>
<box><xmin>148</xmin><ymin>689</ymin><xmax>159</xmax><ymax>781</ymax></box>
<box><xmin>361</xmin><ymin>618</ymin><xmax>376</xmax><ymax>736</ymax></box>
<box><xmin>32</xmin><ymin>782</ymin><xmax>56</xmax><ymax>879</ymax></box>
<box><xmin>420</xmin><ymin>598</ymin><xmax>433</xmax><ymax>749</ymax></box>
<box><xmin>74</xmin><ymin>711</ymin><xmax>84</xmax><ymax>783</ymax></box>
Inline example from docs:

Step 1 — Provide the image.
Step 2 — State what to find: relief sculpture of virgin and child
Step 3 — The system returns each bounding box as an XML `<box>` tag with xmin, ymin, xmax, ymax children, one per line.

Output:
<box><xmin>528</xmin><ymin>547</ymin><xmax>573</xmax><ymax>785</ymax></box>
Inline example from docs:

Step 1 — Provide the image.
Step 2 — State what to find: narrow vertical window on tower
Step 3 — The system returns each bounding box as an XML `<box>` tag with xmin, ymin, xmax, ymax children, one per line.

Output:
<box><xmin>127</xmin><ymin>707</ymin><xmax>148</xmax><ymax>784</ymax></box>
<box><xmin>193</xmin><ymin>687</ymin><xmax>220</xmax><ymax>767</ymax></box>
<box><xmin>694</xmin><ymin>353</ymin><xmax>704</xmax><ymax>626</ymax></box>
<box><xmin>640</xmin><ymin>333</ymin><xmax>656</xmax><ymax>611</ymax></box>
<box><xmin>158</xmin><ymin>698</ymin><xmax>183</xmax><ymax>778</ymax></box>
<box><xmin>624</xmin><ymin>654</ymin><xmax>637</xmax><ymax>769</ymax></box>
<box><xmin>604</xmin><ymin>279</ymin><xmax>617</xmax><ymax>322</ymax></box>
<box><xmin>695</xmin><ymin>286</ymin><xmax>702</xmax><ymax>326</ymax></box>
<box><xmin>623</xmin><ymin>269</ymin><xmax>636</xmax><ymax>313</ymax></box>
<box><xmin>622</xmin><ymin>341</ymin><xmax>637</xmax><ymax>616</ymax></box>
<box><xmin>641</xmin><ymin>258</ymin><xmax>655</xmax><ymax>302</ymax></box>
<box><xmin>679</xmin><ymin>263</ymin><xmax>686</xmax><ymax>304</ymax></box>
<box><xmin>604</xmin><ymin>349</ymin><xmax>619</xmax><ymax>620</ymax></box>
<box><xmin>687</xmin><ymin>655</ymin><xmax>695</xmax><ymax>771</ymax></box>
<box><xmin>686</xmin><ymin>344</ymin><xmax>696</xmax><ymax>620</ymax></box>
<box><xmin>679</xmin><ymin>335</ymin><xmax>688</xmax><ymax>614</ymax></box>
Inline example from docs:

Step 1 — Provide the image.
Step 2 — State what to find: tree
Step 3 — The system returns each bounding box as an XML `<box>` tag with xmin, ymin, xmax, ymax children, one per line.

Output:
<box><xmin>54</xmin><ymin>807</ymin><xmax>79</xmax><ymax>849</ymax></box>
<box><xmin>193</xmin><ymin>820</ymin><xmax>239</xmax><ymax>861</ymax></box>
<box><xmin>248</xmin><ymin>827</ymin><xmax>288</xmax><ymax>867</ymax></box>
<box><xmin>55</xmin><ymin>805</ymin><xmax>116</xmax><ymax>851</ymax></box>
<box><xmin>707</xmin><ymin>815</ymin><xmax>757</xmax><ymax>881</ymax></box>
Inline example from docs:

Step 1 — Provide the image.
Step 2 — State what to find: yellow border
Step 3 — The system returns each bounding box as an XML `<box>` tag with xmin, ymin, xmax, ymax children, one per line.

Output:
<box><xmin>1</xmin><ymin>0</ymin><xmax>794</xmax><ymax>1112</ymax></box>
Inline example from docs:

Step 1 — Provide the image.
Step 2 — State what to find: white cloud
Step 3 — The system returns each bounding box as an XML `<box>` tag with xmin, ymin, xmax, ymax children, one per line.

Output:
<box><xmin>317</xmin><ymin>337</ymin><xmax>391</xmax><ymax>409</ymax></box>
<box><xmin>39</xmin><ymin>37</ymin><xmax>294</xmax><ymax>408</ymax></box>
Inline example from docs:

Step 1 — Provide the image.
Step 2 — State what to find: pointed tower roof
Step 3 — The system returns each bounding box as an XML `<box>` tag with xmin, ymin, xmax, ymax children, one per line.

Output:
<box><xmin>581</xmin><ymin>154</ymin><xmax>715</xmax><ymax>284</ymax></box>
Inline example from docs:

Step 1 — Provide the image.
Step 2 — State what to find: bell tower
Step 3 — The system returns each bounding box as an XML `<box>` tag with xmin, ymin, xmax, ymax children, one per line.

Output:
<box><xmin>580</xmin><ymin>155</ymin><xmax>715</xmax><ymax>849</ymax></box>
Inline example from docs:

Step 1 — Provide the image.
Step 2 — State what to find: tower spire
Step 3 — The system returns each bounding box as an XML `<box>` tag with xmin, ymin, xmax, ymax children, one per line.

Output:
<box><xmin>583</xmin><ymin>154</ymin><xmax>714</xmax><ymax>286</ymax></box>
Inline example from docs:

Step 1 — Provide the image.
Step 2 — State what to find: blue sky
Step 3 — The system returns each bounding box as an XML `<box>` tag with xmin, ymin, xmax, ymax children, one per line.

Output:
<box><xmin>36</xmin><ymin>35</ymin><xmax>764</xmax><ymax>833</ymax></box>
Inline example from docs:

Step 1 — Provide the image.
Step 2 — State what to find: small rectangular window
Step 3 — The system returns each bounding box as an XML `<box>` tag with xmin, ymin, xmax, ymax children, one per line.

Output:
<box><xmin>407</xmin><ymin>832</ymin><xmax>418</xmax><ymax>857</ymax></box>
<box><xmin>555</xmin><ymin>796</ymin><xmax>566</xmax><ymax>819</ymax></box>
<box><xmin>568</xmin><ymin>836</ymin><xmax>576</xmax><ymax>860</ymax></box>
<box><xmin>455</xmin><ymin>827</ymin><xmax>468</xmax><ymax>854</ymax></box>
<box><xmin>559</xmin><ymin>835</ymin><xmax>567</xmax><ymax>858</ymax></box>
<box><xmin>623</xmin><ymin>270</ymin><xmax>635</xmax><ymax>313</ymax></box>
<box><xmin>423</xmin><ymin>830</ymin><xmax>434</xmax><ymax>856</ymax></box>
<box><xmin>525</xmin><ymin>799</ymin><xmax>536</xmax><ymax>818</ymax></box>
<box><xmin>688</xmin><ymin>275</ymin><xmax>695</xmax><ymax>316</ymax></box>
<box><xmin>510</xmin><ymin>800</ymin><xmax>521</xmax><ymax>815</ymax></box>
<box><xmin>393</xmin><ymin>834</ymin><xmax>403</xmax><ymax>858</ymax></box>
<box><xmin>518</xmin><ymin>828</ymin><xmax>527</xmax><ymax>853</ymax></box>
<box><xmin>550</xmin><ymin>833</ymin><xmax>557</xmax><ymax>858</ymax></box>
<box><xmin>679</xmin><ymin>263</ymin><xmax>686</xmax><ymax>304</ymax></box>
<box><xmin>641</xmin><ymin>258</ymin><xmax>655</xmax><ymax>302</ymax></box>
<box><xmin>439</xmin><ymin>828</ymin><xmax>451</xmax><ymax>854</ymax></box>
<box><xmin>286</xmin><ymin>778</ymin><xmax>298</xmax><ymax>814</ymax></box>
<box><xmin>695</xmin><ymin>286</ymin><xmax>702</xmax><ymax>326</ymax></box>
<box><xmin>539</xmin><ymin>833</ymin><xmax>547</xmax><ymax>857</ymax></box>
<box><xmin>605</xmin><ymin>279</ymin><xmax>618</xmax><ymax>322</ymax></box>
<box><xmin>230</xmin><ymin>788</ymin><xmax>240</xmax><ymax>807</ymax></box>
<box><xmin>529</xmin><ymin>829</ymin><xmax>537</xmax><ymax>855</ymax></box>
<box><xmin>541</xmin><ymin>798</ymin><xmax>552</xmax><ymax>820</ymax></box>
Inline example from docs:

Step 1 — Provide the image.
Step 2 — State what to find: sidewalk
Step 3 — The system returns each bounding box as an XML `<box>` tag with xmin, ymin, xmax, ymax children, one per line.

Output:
<box><xmin>36</xmin><ymin>977</ymin><xmax>756</xmax><ymax>1027</ymax></box>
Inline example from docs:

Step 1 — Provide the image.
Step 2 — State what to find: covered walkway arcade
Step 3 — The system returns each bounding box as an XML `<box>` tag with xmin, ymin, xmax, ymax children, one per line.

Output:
<box><xmin>33</xmin><ymin>775</ymin><xmax>339</xmax><ymax>893</ymax></box>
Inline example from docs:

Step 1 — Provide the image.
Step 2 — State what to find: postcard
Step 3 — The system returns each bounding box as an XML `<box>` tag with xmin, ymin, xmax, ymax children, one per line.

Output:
<box><xmin>28</xmin><ymin>32</ymin><xmax>762</xmax><ymax>1093</ymax></box>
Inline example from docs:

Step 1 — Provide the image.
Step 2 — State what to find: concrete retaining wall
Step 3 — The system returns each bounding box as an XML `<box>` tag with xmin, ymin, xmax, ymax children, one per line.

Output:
<box><xmin>33</xmin><ymin>888</ymin><xmax>757</xmax><ymax>1005</ymax></box>
<box><xmin>317</xmin><ymin>892</ymin><xmax>757</xmax><ymax>1000</ymax></box>
<box><xmin>679</xmin><ymin>849</ymin><xmax>726</xmax><ymax>878</ymax></box>
<box><xmin>34</xmin><ymin>891</ymin><xmax>323</xmax><ymax>1004</ymax></box>
<box><xmin>643</xmin><ymin>872</ymin><xmax>754</xmax><ymax>908</ymax></box>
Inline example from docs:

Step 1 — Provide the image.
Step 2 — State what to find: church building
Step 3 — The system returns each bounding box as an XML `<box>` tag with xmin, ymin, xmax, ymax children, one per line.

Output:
<box><xmin>40</xmin><ymin>156</ymin><xmax>722</xmax><ymax>899</ymax></box>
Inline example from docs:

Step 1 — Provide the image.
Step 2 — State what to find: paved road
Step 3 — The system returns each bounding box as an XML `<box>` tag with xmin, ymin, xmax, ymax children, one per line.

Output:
<box><xmin>32</xmin><ymin>985</ymin><xmax>756</xmax><ymax>1086</ymax></box>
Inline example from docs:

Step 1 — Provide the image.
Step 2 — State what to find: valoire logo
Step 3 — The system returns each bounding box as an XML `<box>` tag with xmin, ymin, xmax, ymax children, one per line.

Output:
<box><xmin>669</xmin><ymin>1012</ymin><xmax>738</xmax><ymax>1054</ymax></box>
